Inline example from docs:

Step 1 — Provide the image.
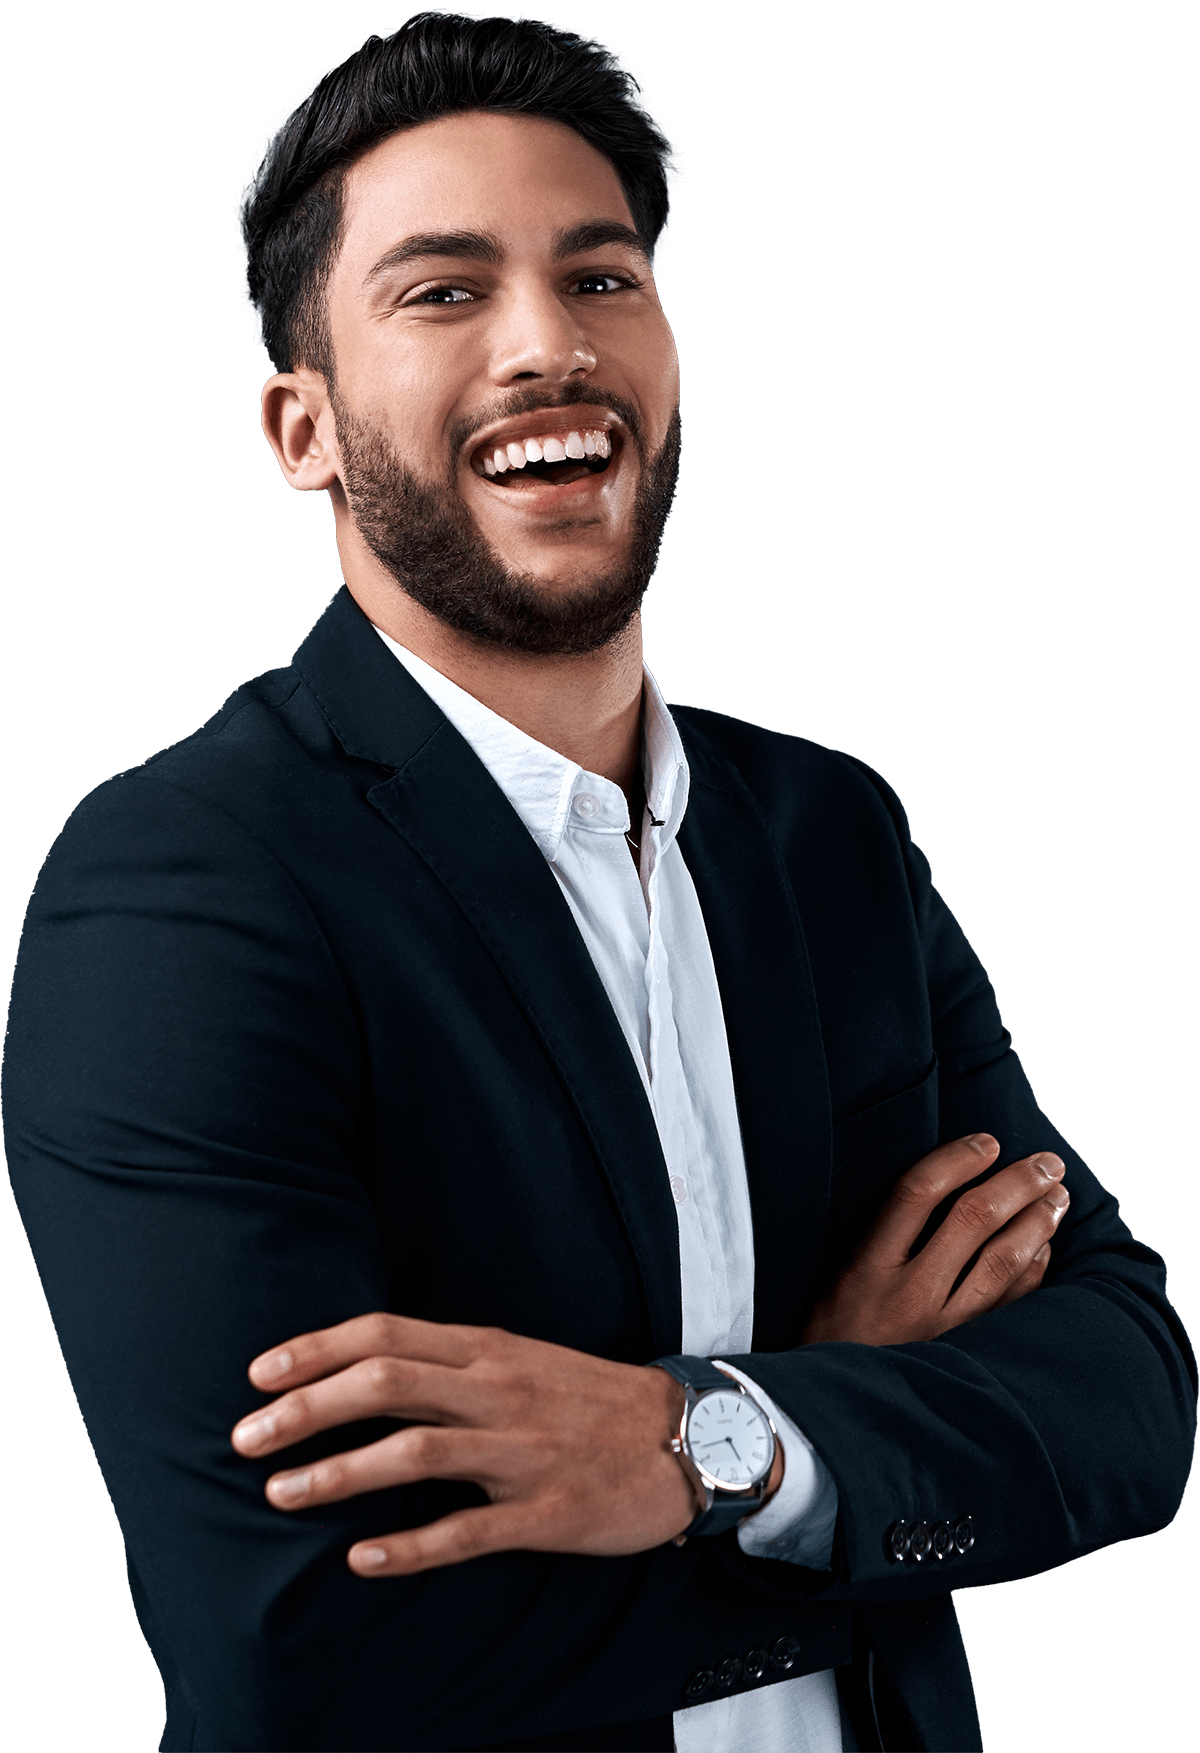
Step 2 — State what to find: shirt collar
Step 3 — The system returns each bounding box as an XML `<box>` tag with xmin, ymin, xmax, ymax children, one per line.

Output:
<box><xmin>373</xmin><ymin>626</ymin><xmax>689</xmax><ymax>864</ymax></box>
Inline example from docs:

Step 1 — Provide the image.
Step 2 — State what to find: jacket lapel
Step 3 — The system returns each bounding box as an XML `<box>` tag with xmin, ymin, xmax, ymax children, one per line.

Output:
<box><xmin>675</xmin><ymin>717</ymin><xmax>834</xmax><ymax>1350</ymax></box>
<box><xmin>294</xmin><ymin>591</ymin><xmax>683</xmax><ymax>1356</ymax></box>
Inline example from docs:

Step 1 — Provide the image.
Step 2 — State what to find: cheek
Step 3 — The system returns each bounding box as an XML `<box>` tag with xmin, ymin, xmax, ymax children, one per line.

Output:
<box><xmin>348</xmin><ymin>350</ymin><xmax>466</xmax><ymax>468</ymax></box>
<box><xmin>631</xmin><ymin>322</ymin><xmax>680</xmax><ymax>446</ymax></box>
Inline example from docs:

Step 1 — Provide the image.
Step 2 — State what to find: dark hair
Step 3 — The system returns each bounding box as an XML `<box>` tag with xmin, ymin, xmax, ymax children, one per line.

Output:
<box><xmin>241</xmin><ymin>12</ymin><xmax>672</xmax><ymax>376</ymax></box>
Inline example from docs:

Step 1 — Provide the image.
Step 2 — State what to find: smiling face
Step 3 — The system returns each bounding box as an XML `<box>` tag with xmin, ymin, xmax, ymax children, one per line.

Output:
<box><xmin>316</xmin><ymin>110</ymin><xmax>681</xmax><ymax>652</ymax></box>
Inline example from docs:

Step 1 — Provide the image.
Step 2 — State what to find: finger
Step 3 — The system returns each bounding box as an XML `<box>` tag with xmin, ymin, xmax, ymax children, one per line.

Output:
<box><xmin>234</xmin><ymin>1353</ymin><xmax>487</xmax><ymax>1458</ymax></box>
<box><xmin>994</xmin><ymin>1243</ymin><xmax>1052</xmax><ymax>1309</ymax></box>
<box><xmin>265</xmin><ymin>1424</ymin><xmax>513</xmax><ymax>1509</ymax></box>
<box><xmin>913</xmin><ymin>1151</ymin><xmax>1065</xmax><ymax>1294</ymax></box>
<box><xmin>248</xmin><ymin>1312</ymin><xmax>487</xmax><ymax>1392</ymax></box>
<box><xmin>941</xmin><ymin>1187</ymin><xmax>1068</xmax><ymax>1325</ymax></box>
<box><xmin>863</xmin><ymin>1135</ymin><xmax>1002</xmax><ymax>1264</ymax></box>
<box><xmin>347</xmin><ymin>1501</ymin><xmax>538</xmax><ymax>1576</ymax></box>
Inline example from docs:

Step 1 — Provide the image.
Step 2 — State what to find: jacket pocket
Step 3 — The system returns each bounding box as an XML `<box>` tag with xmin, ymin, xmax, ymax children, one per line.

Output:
<box><xmin>831</xmin><ymin>1056</ymin><xmax>939</xmax><ymax>1175</ymax></box>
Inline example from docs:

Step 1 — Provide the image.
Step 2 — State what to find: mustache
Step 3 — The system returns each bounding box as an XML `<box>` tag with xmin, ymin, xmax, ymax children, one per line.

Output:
<box><xmin>446</xmin><ymin>383</ymin><xmax>645</xmax><ymax>467</ymax></box>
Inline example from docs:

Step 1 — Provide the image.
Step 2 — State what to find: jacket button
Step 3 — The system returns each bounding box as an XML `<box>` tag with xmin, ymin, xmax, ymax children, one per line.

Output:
<box><xmin>932</xmin><ymin>1520</ymin><xmax>955</xmax><ymax>1559</ymax></box>
<box><xmin>908</xmin><ymin>1521</ymin><xmax>933</xmax><ymax>1561</ymax></box>
<box><xmin>684</xmin><ymin>1669</ymin><xmax>714</xmax><ymax>1702</ymax></box>
<box><xmin>744</xmin><ymin>1648</ymin><xmax>767</xmax><ymax>1681</ymax></box>
<box><xmin>886</xmin><ymin>1520</ymin><xmax>911</xmax><ymax>1561</ymax></box>
<box><xmin>770</xmin><ymin>1635</ymin><xmax>802</xmax><ymax>1671</ymax></box>
<box><xmin>716</xmin><ymin>1656</ymin><xmax>742</xmax><ymax>1686</ymax></box>
<box><xmin>954</xmin><ymin>1515</ymin><xmax>975</xmax><ymax>1554</ymax></box>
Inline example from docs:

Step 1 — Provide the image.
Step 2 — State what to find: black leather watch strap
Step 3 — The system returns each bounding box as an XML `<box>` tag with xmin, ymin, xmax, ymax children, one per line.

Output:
<box><xmin>654</xmin><ymin>1355</ymin><xmax>735</xmax><ymax>1395</ymax></box>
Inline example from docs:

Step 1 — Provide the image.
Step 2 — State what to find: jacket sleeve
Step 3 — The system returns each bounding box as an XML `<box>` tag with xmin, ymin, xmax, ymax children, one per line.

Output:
<box><xmin>723</xmin><ymin>762</ymin><xmax>1196</xmax><ymax>1601</ymax></box>
<box><xmin>3</xmin><ymin>770</ymin><xmax>845</xmax><ymax>1753</ymax></box>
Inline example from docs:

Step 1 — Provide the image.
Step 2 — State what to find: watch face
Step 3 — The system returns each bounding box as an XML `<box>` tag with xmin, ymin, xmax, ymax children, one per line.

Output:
<box><xmin>687</xmin><ymin>1389</ymin><xmax>773</xmax><ymax>1487</ymax></box>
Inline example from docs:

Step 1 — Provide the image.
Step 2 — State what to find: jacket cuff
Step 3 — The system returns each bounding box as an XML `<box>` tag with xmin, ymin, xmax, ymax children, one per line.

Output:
<box><xmin>714</xmin><ymin>1361</ymin><xmax>839</xmax><ymax>1569</ymax></box>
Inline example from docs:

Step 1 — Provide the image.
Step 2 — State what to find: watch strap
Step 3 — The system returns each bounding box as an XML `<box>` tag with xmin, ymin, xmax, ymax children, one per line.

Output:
<box><xmin>653</xmin><ymin>1355</ymin><xmax>736</xmax><ymax>1395</ymax></box>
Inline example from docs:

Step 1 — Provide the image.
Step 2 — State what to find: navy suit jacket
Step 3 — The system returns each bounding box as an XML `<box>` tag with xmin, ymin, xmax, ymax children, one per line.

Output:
<box><xmin>5</xmin><ymin>588</ymin><xmax>1194</xmax><ymax>1751</ymax></box>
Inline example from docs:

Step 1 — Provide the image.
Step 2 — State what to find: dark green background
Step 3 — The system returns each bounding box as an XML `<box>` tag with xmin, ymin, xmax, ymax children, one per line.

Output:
<box><xmin>4</xmin><ymin>3</ymin><xmax>1191</xmax><ymax>1753</ymax></box>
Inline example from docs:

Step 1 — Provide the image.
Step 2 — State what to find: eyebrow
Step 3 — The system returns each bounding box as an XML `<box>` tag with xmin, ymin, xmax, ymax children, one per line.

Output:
<box><xmin>363</xmin><ymin>219</ymin><xmax>650</xmax><ymax>288</ymax></box>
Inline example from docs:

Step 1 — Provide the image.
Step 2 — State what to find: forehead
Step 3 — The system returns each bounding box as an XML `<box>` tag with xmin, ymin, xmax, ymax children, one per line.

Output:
<box><xmin>336</xmin><ymin>110</ymin><xmax>637</xmax><ymax>277</ymax></box>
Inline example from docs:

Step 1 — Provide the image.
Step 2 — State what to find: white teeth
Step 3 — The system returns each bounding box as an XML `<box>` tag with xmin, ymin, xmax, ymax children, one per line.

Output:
<box><xmin>481</xmin><ymin>427</ymin><xmax>612</xmax><ymax>476</ymax></box>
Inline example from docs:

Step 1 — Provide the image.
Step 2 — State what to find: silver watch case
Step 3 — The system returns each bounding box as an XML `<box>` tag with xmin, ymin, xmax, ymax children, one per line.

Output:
<box><xmin>672</xmin><ymin>1373</ymin><xmax>778</xmax><ymax>1520</ymax></box>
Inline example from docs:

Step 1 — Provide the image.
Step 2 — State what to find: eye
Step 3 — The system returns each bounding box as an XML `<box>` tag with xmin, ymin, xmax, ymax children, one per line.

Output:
<box><xmin>407</xmin><ymin>284</ymin><xmax>474</xmax><ymax>306</ymax></box>
<box><xmin>572</xmin><ymin>272</ymin><xmax>637</xmax><ymax>295</ymax></box>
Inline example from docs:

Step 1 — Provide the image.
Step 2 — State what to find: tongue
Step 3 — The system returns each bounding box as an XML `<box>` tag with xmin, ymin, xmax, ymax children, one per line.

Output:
<box><xmin>494</xmin><ymin>459</ymin><xmax>595</xmax><ymax>488</ymax></box>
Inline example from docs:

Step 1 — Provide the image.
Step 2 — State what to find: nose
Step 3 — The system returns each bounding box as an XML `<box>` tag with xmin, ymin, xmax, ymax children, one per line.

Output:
<box><xmin>488</xmin><ymin>285</ymin><xmax>597</xmax><ymax>386</ymax></box>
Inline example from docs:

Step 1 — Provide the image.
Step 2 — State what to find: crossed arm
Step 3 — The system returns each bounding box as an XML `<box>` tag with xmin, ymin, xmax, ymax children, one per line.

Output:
<box><xmin>233</xmin><ymin>1132</ymin><xmax>1070</xmax><ymax>1575</ymax></box>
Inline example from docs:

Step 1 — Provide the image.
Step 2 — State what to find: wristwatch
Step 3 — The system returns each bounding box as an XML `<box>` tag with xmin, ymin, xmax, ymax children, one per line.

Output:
<box><xmin>652</xmin><ymin>1356</ymin><xmax>778</xmax><ymax>1538</ymax></box>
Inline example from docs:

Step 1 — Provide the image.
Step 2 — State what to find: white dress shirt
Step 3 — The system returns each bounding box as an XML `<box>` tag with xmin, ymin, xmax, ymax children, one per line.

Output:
<box><xmin>377</xmin><ymin>630</ymin><xmax>842</xmax><ymax>1753</ymax></box>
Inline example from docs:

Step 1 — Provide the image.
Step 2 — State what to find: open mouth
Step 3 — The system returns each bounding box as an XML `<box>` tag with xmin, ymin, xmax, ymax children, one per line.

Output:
<box><xmin>471</xmin><ymin>426</ymin><xmax>615</xmax><ymax>489</ymax></box>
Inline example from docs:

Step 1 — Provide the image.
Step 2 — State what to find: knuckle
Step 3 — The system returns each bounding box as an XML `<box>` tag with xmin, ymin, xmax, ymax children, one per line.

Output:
<box><xmin>892</xmin><ymin>1173</ymin><xmax>935</xmax><ymax>1208</ymax></box>
<box><xmin>403</xmin><ymin>1425</ymin><xmax>443</xmax><ymax>1467</ymax></box>
<box><xmin>981</xmin><ymin>1244</ymin><xmax>1022</xmax><ymax>1285</ymax></box>
<box><xmin>951</xmin><ymin>1192</ymin><xmax>997</xmax><ymax>1235</ymax></box>
<box><xmin>445</xmin><ymin>1516</ymin><xmax>487</xmax><ymax>1561</ymax></box>
<box><xmin>280</xmin><ymin>1387</ymin><xmax>309</xmax><ymax>1427</ymax></box>
<box><xmin>318</xmin><ymin>1454</ymin><xmax>350</xmax><ymax>1496</ymax></box>
<box><xmin>362</xmin><ymin>1354</ymin><xmax>403</xmax><ymax>1399</ymax></box>
<box><xmin>363</xmin><ymin>1311</ymin><xmax>396</xmax><ymax>1351</ymax></box>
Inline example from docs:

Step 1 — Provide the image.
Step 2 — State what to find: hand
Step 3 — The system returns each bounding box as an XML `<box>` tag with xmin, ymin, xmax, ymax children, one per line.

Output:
<box><xmin>232</xmin><ymin>1316</ymin><xmax>702</xmax><ymax>1576</ymax></box>
<box><xmin>800</xmin><ymin>1133</ymin><xmax>1069</xmax><ymax>1346</ymax></box>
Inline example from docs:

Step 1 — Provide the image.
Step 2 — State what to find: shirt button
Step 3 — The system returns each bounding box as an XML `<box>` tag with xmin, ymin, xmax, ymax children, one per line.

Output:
<box><xmin>573</xmin><ymin>792</ymin><xmax>600</xmax><ymax>818</ymax></box>
<box><xmin>669</xmin><ymin>1176</ymin><xmax>688</xmax><ymax>1203</ymax></box>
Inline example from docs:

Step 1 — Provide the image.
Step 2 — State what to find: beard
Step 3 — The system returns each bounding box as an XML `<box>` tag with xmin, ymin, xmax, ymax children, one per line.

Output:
<box><xmin>332</xmin><ymin>384</ymin><xmax>681</xmax><ymax>657</ymax></box>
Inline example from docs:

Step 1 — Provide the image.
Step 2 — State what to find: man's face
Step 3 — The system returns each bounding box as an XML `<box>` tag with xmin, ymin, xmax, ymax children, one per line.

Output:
<box><xmin>322</xmin><ymin>110</ymin><xmax>681</xmax><ymax>653</ymax></box>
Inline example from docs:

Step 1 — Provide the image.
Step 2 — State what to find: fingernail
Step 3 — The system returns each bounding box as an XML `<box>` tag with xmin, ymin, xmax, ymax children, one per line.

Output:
<box><xmin>1047</xmin><ymin>1187</ymin><xmax>1070</xmax><ymax>1216</ymax></box>
<box><xmin>1034</xmin><ymin>1154</ymin><xmax>1065</xmax><ymax>1180</ymax></box>
<box><xmin>235</xmin><ymin>1413</ymin><xmax>275</xmax><ymax>1449</ymax></box>
<box><xmin>352</xmin><ymin>1545</ymin><xmax>388</xmax><ymax>1569</ymax></box>
<box><xmin>268</xmin><ymin>1471</ymin><xmax>312</xmax><ymax>1504</ymax></box>
<box><xmin>963</xmin><ymin>1134</ymin><xmax>995</xmax><ymax>1154</ymax></box>
<box><xmin>264</xmin><ymin>1349</ymin><xmax>293</xmax><ymax>1378</ymax></box>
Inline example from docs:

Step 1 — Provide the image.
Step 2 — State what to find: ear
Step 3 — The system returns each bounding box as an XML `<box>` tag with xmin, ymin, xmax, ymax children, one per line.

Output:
<box><xmin>261</xmin><ymin>369</ymin><xmax>340</xmax><ymax>491</ymax></box>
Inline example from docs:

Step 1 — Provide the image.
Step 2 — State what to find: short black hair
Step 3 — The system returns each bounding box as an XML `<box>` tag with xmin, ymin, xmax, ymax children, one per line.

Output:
<box><xmin>241</xmin><ymin>12</ymin><xmax>672</xmax><ymax>376</ymax></box>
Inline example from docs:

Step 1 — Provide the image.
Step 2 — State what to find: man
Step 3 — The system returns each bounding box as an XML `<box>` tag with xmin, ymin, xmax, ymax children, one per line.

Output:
<box><xmin>4</xmin><ymin>13</ymin><xmax>1193</xmax><ymax>1753</ymax></box>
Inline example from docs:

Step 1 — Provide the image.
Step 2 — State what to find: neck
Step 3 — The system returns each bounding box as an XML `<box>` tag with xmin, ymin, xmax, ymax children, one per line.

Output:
<box><xmin>341</xmin><ymin>546</ymin><xmax>645</xmax><ymax>801</ymax></box>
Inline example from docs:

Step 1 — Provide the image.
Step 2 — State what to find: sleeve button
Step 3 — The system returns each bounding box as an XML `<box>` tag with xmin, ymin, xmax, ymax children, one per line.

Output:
<box><xmin>886</xmin><ymin>1519</ymin><xmax>911</xmax><ymax>1561</ymax></box>
<box><xmin>908</xmin><ymin>1521</ymin><xmax>933</xmax><ymax>1561</ymax></box>
<box><xmin>954</xmin><ymin>1515</ymin><xmax>975</xmax><ymax>1554</ymax></box>
<box><xmin>770</xmin><ymin>1635</ymin><xmax>803</xmax><ymax>1671</ymax></box>
<box><xmin>684</xmin><ymin>1669</ymin><xmax>714</xmax><ymax>1702</ymax></box>
<box><xmin>743</xmin><ymin>1648</ymin><xmax>768</xmax><ymax>1681</ymax></box>
<box><xmin>932</xmin><ymin>1520</ymin><xmax>955</xmax><ymax>1559</ymax></box>
<box><xmin>716</xmin><ymin>1656</ymin><xmax>742</xmax><ymax>1686</ymax></box>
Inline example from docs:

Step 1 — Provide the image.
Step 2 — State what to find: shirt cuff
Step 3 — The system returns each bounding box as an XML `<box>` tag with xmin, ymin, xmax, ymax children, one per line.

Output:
<box><xmin>713</xmin><ymin>1361</ymin><xmax>839</xmax><ymax>1570</ymax></box>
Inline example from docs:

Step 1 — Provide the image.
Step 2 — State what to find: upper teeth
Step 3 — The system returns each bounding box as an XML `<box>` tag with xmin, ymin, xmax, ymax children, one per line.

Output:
<box><xmin>482</xmin><ymin>428</ymin><xmax>611</xmax><ymax>476</ymax></box>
